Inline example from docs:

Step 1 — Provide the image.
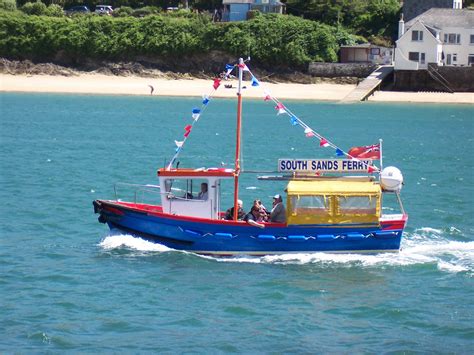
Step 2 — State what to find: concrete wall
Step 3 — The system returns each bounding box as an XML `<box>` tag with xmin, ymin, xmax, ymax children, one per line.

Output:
<box><xmin>393</xmin><ymin>66</ymin><xmax>474</xmax><ymax>92</ymax></box>
<box><xmin>308</xmin><ymin>63</ymin><xmax>377</xmax><ymax>78</ymax></box>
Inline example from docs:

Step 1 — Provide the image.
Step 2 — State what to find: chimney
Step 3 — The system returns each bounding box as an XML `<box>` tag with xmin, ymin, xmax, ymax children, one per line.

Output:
<box><xmin>398</xmin><ymin>13</ymin><xmax>405</xmax><ymax>39</ymax></box>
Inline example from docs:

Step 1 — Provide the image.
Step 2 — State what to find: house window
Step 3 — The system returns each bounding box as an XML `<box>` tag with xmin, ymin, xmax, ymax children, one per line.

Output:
<box><xmin>408</xmin><ymin>52</ymin><xmax>420</xmax><ymax>61</ymax></box>
<box><xmin>452</xmin><ymin>53</ymin><xmax>457</xmax><ymax>62</ymax></box>
<box><xmin>420</xmin><ymin>53</ymin><xmax>426</xmax><ymax>64</ymax></box>
<box><xmin>470</xmin><ymin>35</ymin><xmax>474</xmax><ymax>44</ymax></box>
<box><xmin>468</xmin><ymin>55</ymin><xmax>474</xmax><ymax>66</ymax></box>
<box><xmin>412</xmin><ymin>30</ymin><xmax>423</xmax><ymax>41</ymax></box>
<box><xmin>370</xmin><ymin>48</ymin><xmax>380</xmax><ymax>55</ymax></box>
<box><xmin>444</xmin><ymin>33</ymin><xmax>461</xmax><ymax>44</ymax></box>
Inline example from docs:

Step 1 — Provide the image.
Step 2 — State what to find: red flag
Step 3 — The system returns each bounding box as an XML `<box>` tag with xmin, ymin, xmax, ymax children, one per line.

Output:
<box><xmin>213</xmin><ymin>78</ymin><xmax>221</xmax><ymax>90</ymax></box>
<box><xmin>348</xmin><ymin>144</ymin><xmax>380</xmax><ymax>159</ymax></box>
<box><xmin>184</xmin><ymin>125</ymin><xmax>192</xmax><ymax>138</ymax></box>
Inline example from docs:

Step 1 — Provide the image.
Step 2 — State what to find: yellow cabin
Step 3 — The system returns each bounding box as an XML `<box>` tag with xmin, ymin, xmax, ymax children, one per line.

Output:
<box><xmin>286</xmin><ymin>179</ymin><xmax>381</xmax><ymax>226</ymax></box>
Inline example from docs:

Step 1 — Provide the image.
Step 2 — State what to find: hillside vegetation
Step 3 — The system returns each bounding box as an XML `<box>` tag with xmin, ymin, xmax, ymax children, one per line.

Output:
<box><xmin>0</xmin><ymin>10</ymin><xmax>358</xmax><ymax>71</ymax></box>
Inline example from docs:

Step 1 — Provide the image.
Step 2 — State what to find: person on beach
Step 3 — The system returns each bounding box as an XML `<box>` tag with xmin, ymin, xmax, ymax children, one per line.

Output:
<box><xmin>270</xmin><ymin>194</ymin><xmax>286</xmax><ymax>223</ymax></box>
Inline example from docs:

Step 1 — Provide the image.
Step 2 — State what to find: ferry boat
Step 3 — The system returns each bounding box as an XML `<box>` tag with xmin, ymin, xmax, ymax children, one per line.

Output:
<box><xmin>93</xmin><ymin>59</ymin><xmax>407</xmax><ymax>256</ymax></box>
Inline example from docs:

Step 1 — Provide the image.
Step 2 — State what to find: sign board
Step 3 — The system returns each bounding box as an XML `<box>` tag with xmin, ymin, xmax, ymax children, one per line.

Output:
<box><xmin>278</xmin><ymin>159</ymin><xmax>373</xmax><ymax>173</ymax></box>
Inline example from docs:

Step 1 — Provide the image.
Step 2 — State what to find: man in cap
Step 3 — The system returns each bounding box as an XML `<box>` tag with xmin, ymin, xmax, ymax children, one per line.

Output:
<box><xmin>270</xmin><ymin>194</ymin><xmax>286</xmax><ymax>223</ymax></box>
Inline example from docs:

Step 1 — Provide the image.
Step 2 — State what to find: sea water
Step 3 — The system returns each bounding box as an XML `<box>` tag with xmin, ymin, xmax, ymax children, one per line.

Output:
<box><xmin>0</xmin><ymin>93</ymin><xmax>473</xmax><ymax>352</ymax></box>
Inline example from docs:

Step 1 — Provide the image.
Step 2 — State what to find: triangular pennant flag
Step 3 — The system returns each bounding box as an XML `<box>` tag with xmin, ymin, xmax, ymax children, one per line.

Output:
<box><xmin>251</xmin><ymin>76</ymin><xmax>259</xmax><ymax>87</ymax></box>
<box><xmin>335</xmin><ymin>148</ymin><xmax>345</xmax><ymax>157</ymax></box>
<box><xmin>225</xmin><ymin>64</ymin><xmax>234</xmax><ymax>71</ymax></box>
<box><xmin>202</xmin><ymin>95</ymin><xmax>210</xmax><ymax>105</ymax></box>
<box><xmin>175</xmin><ymin>140</ymin><xmax>184</xmax><ymax>148</ymax></box>
<box><xmin>192</xmin><ymin>108</ymin><xmax>201</xmax><ymax>121</ymax></box>
<box><xmin>320</xmin><ymin>138</ymin><xmax>329</xmax><ymax>147</ymax></box>
<box><xmin>290</xmin><ymin>116</ymin><xmax>298</xmax><ymax>126</ymax></box>
<box><xmin>184</xmin><ymin>125</ymin><xmax>192</xmax><ymax>138</ymax></box>
<box><xmin>275</xmin><ymin>102</ymin><xmax>286</xmax><ymax>115</ymax></box>
<box><xmin>238</xmin><ymin>63</ymin><xmax>250</xmax><ymax>71</ymax></box>
<box><xmin>264</xmin><ymin>94</ymin><xmax>271</xmax><ymax>101</ymax></box>
<box><xmin>304</xmin><ymin>127</ymin><xmax>314</xmax><ymax>137</ymax></box>
<box><xmin>368</xmin><ymin>165</ymin><xmax>376</xmax><ymax>173</ymax></box>
<box><xmin>213</xmin><ymin>78</ymin><xmax>221</xmax><ymax>90</ymax></box>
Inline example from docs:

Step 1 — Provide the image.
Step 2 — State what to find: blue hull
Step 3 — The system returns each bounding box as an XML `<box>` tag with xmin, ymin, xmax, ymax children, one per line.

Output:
<box><xmin>94</xmin><ymin>200</ymin><xmax>406</xmax><ymax>256</ymax></box>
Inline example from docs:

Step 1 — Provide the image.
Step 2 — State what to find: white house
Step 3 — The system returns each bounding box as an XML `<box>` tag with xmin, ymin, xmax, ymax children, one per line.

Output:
<box><xmin>395</xmin><ymin>8</ymin><xmax>474</xmax><ymax>70</ymax></box>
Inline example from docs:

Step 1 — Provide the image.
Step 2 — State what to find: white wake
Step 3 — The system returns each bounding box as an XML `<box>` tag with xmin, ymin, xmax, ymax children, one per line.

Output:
<box><xmin>98</xmin><ymin>228</ymin><xmax>473</xmax><ymax>274</ymax></box>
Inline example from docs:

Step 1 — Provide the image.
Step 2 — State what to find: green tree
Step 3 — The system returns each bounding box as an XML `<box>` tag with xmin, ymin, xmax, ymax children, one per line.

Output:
<box><xmin>21</xmin><ymin>1</ymin><xmax>48</xmax><ymax>15</ymax></box>
<box><xmin>0</xmin><ymin>0</ymin><xmax>17</xmax><ymax>11</ymax></box>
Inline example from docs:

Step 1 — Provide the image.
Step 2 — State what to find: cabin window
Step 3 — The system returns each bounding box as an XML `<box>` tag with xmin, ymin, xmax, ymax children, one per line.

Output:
<box><xmin>164</xmin><ymin>179</ymin><xmax>209</xmax><ymax>201</ymax></box>
<box><xmin>337</xmin><ymin>195</ymin><xmax>377</xmax><ymax>215</ymax></box>
<box><xmin>290</xmin><ymin>195</ymin><xmax>331</xmax><ymax>215</ymax></box>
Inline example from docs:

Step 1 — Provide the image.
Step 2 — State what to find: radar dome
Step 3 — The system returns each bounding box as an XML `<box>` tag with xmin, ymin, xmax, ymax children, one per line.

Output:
<box><xmin>380</xmin><ymin>166</ymin><xmax>403</xmax><ymax>191</ymax></box>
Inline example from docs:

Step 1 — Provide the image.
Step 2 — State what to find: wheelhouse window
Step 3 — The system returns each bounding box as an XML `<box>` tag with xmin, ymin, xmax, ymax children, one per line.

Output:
<box><xmin>444</xmin><ymin>33</ymin><xmax>461</xmax><ymax>44</ymax></box>
<box><xmin>337</xmin><ymin>195</ymin><xmax>377</xmax><ymax>215</ymax></box>
<box><xmin>164</xmin><ymin>178</ymin><xmax>208</xmax><ymax>201</ymax></box>
<box><xmin>412</xmin><ymin>30</ymin><xmax>423</xmax><ymax>41</ymax></box>
<box><xmin>290</xmin><ymin>195</ymin><xmax>331</xmax><ymax>215</ymax></box>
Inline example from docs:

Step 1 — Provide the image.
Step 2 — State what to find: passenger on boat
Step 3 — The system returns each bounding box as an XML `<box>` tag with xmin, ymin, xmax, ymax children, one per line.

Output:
<box><xmin>197</xmin><ymin>183</ymin><xmax>208</xmax><ymax>200</ymax></box>
<box><xmin>244</xmin><ymin>206</ymin><xmax>265</xmax><ymax>228</ymax></box>
<box><xmin>253</xmin><ymin>199</ymin><xmax>268</xmax><ymax>222</ymax></box>
<box><xmin>270</xmin><ymin>194</ymin><xmax>286</xmax><ymax>223</ymax></box>
<box><xmin>224</xmin><ymin>199</ymin><xmax>245</xmax><ymax>220</ymax></box>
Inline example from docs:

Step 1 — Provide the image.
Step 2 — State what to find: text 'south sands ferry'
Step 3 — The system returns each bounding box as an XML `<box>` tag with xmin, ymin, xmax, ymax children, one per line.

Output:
<box><xmin>93</xmin><ymin>58</ymin><xmax>408</xmax><ymax>256</ymax></box>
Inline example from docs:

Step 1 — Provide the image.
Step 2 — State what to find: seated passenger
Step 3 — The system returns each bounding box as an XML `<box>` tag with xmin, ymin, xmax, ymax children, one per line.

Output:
<box><xmin>197</xmin><ymin>182</ymin><xmax>208</xmax><ymax>200</ymax></box>
<box><xmin>253</xmin><ymin>199</ymin><xmax>268</xmax><ymax>221</ymax></box>
<box><xmin>224</xmin><ymin>199</ymin><xmax>245</xmax><ymax>220</ymax></box>
<box><xmin>244</xmin><ymin>206</ymin><xmax>265</xmax><ymax>228</ymax></box>
<box><xmin>270</xmin><ymin>194</ymin><xmax>286</xmax><ymax>223</ymax></box>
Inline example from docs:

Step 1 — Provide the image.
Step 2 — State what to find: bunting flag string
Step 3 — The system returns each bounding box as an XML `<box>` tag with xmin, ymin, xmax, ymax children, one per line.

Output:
<box><xmin>243</xmin><ymin>64</ymin><xmax>380</xmax><ymax>173</ymax></box>
<box><xmin>166</xmin><ymin>70</ymin><xmax>232</xmax><ymax>170</ymax></box>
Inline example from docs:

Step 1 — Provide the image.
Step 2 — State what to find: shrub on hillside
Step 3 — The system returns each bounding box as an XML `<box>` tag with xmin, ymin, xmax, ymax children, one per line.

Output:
<box><xmin>46</xmin><ymin>4</ymin><xmax>64</xmax><ymax>17</ymax></box>
<box><xmin>113</xmin><ymin>6</ymin><xmax>133</xmax><ymax>17</ymax></box>
<box><xmin>0</xmin><ymin>0</ymin><xmax>16</xmax><ymax>11</ymax></box>
<box><xmin>132</xmin><ymin>6</ymin><xmax>161</xmax><ymax>17</ymax></box>
<box><xmin>21</xmin><ymin>1</ymin><xmax>47</xmax><ymax>15</ymax></box>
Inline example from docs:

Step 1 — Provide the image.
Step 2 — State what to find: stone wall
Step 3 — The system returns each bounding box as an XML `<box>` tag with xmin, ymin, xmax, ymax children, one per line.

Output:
<box><xmin>308</xmin><ymin>63</ymin><xmax>377</xmax><ymax>78</ymax></box>
<box><xmin>393</xmin><ymin>66</ymin><xmax>474</xmax><ymax>92</ymax></box>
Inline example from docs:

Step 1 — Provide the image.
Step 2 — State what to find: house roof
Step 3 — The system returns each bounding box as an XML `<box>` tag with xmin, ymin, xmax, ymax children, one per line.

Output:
<box><xmin>222</xmin><ymin>0</ymin><xmax>253</xmax><ymax>4</ymax></box>
<box><xmin>405</xmin><ymin>8</ymin><xmax>474</xmax><ymax>29</ymax></box>
<box><xmin>340</xmin><ymin>43</ymin><xmax>391</xmax><ymax>49</ymax></box>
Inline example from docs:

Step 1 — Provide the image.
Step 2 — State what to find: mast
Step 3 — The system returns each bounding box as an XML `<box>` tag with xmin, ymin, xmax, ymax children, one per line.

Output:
<box><xmin>233</xmin><ymin>58</ymin><xmax>244</xmax><ymax>220</ymax></box>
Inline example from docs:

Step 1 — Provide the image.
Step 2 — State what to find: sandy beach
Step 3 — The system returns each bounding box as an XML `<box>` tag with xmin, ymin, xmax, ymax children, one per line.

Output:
<box><xmin>1</xmin><ymin>73</ymin><xmax>473</xmax><ymax>104</ymax></box>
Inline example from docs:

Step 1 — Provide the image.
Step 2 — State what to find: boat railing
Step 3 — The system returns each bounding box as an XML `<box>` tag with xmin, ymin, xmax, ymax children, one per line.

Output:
<box><xmin>114</xmin><ymin>182</ymin><xmax>163</xmax><ymax>205</ymax></box>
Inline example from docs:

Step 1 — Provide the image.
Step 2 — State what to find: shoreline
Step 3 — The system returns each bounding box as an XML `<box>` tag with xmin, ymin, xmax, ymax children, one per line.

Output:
<box><xmin>1</xmin><ymin>73</ymin><xmax>473</xmax><ymax>104</ymax></box>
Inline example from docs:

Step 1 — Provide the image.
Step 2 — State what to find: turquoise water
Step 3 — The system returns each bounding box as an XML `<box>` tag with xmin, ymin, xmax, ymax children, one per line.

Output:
<box><xmin>1</xmin><ymin>92</ymin><xmax>473</xmax><ymax>352</ymax></box>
